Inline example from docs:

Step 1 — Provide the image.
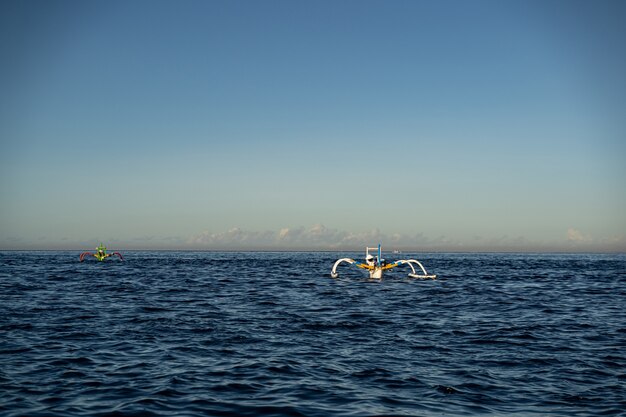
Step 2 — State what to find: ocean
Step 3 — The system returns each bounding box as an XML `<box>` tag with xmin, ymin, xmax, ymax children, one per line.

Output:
<box><xmin>1</xmin><ymin>251</ymin><xmax>624</xmax><ymax>416</ymax></box>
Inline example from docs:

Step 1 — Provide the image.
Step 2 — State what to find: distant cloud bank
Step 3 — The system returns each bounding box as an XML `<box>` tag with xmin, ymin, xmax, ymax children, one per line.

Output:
<box><xmin>189</xmin><ymin>224</ymin><xmax>399</xmax><ymax>250</ymax></box>
<box><xmin>1</xmin><ymin>225</ymin><xmax>623</xmax><ymax>252</ymax></box>
<box><xmin>187</xmin><ymin>224</ymin><xmax>625</xmax><ymax>252</ymax></box>
<box><xmin>189</xmin><ymin>223</ymin><xmax>476</xmax><ymax>250</ymax></box>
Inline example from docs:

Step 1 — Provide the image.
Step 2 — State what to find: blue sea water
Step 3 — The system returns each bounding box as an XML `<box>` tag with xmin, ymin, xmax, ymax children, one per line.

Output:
<box><xmin>0</xmin><ymin>251</ymin><xmax>625</xmax><ymax>417</ymax></box>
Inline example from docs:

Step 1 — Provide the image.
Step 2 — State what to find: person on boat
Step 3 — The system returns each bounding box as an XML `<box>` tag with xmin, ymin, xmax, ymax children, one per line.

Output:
<box><xmin>95</xmin><ymin>243</ymin><xmax>107</xmax><ymax>261</ymax></box>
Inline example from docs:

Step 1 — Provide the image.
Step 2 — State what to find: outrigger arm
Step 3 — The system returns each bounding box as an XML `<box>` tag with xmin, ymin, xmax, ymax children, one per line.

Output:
<box><xmin>79</xmin><ymin>251</ymin><xmax>124</xmax><ymax>262</ymax></box>
<box><xmin>331</xmin><ymin>258</ymin><xmax>357</xmax><ymax>278</ymax></box>
<box><xmin>393</xmin><ymin>259</ymin><xmax>436</xmax><ymax>279</ymax></box>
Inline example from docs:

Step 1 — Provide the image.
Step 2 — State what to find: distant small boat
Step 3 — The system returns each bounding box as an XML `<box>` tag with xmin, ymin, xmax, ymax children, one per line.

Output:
<box><xmin>79</xmin><ymin>243</ymin><xmax>124</xmax><ymax>262</ymax></box>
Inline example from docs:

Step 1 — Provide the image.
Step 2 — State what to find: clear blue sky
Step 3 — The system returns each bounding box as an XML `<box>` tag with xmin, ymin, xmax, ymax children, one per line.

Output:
<box><xmin>1</xmin><ymin>0</ymin><xmax>624</xmax><ymax>251</ymax></box>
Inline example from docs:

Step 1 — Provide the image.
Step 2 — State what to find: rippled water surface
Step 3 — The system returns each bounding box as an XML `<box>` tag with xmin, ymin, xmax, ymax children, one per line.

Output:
<box><xmin>1</xmin><ymin>251</ymin><xmax>625</xmax><ymax>416</ymax></box>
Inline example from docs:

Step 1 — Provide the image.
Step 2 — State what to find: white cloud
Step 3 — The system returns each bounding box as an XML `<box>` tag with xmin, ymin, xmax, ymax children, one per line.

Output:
<box><xmin>567</xmin><ymin>227</ymin><xmax>592</xmax><ymax>243</ymax></box>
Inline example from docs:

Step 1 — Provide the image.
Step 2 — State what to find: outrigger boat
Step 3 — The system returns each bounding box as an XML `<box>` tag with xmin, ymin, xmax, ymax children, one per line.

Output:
<box><xmin>331</xmin><ymin>244</ymin><xmax>436</xmax><ymax>279</ymax></box>
<box><xmin>79</xmin><ymin>243</ymin><xmax>124</xmax><ymax>262</ymax></box>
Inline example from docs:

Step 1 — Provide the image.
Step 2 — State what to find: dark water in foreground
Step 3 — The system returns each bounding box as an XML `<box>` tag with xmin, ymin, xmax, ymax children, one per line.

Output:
<box><xmin>1</xmin><ymin>251</ymin><xmax>625</xmax><ymax>417</ymax></box>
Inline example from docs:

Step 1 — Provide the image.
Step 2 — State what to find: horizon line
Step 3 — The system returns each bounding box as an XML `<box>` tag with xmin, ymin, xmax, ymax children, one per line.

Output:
<box><xmin>1</xmin><ymin>247</ymin><xmax>624</xmax><ymax>255</ymax></box>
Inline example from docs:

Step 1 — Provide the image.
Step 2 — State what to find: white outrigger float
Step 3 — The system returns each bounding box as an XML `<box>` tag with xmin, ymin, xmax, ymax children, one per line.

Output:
<box><xmin>331</xmin><ymin>244</ymin><xmax>436</xmax><ymax>279</ymax></box>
